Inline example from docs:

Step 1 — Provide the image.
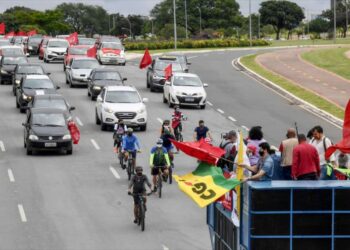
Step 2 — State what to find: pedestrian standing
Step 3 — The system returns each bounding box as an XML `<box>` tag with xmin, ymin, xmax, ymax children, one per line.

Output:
<box><xmin>292</xmin><ymin>134</ymin><xmax>320</xmax><ymax>180</ymax></box>
<box><xmin>310</xmin><ymin>126</ymin><xmax>336</xmax><ymax>180</ymax></box>
<box><xmin>279</xmin><ymin>128</ymin><xmax>298</xmax><ymax>180</ymax></box>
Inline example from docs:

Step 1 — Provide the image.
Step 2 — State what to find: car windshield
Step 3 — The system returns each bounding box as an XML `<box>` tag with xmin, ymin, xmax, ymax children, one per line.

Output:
<box><xmin>0</xmin><ymin>40</ymin><xmax>10</xmax><ymax>46</ymax></box>
<box><xmin>105</xmin><ymin>91</ymin><xmax>140</xmax><ymax>103</ymax></box>
<box><xmin>69</xmin><ymin>47</ymin><xmax>88</xmax><ymax>55</ymax></box>
<box><xmin>102</xmin><ymin>43</ymin><xmax>122</xmax><ymax>49</ymax></box>
<box><xmin>78</xmin><ymin>38</ymin><xmax>95</xmax><ymax>45</ymax></box>
<box><xmin>72</xmin><ymin>60</ymin><xmax>99</xmax><ymax>69</ymax></box>
<box><xmin>155</xmin><ymin>61</ymin><xmax>182</xmax><ymax>71</ymax></box>
<box><xmin>34</xmin><ymin>99</ymin><xmax>67</xmax><ymax>110</ymax></box>
<box><xmin>94</xmin><ymin>72</ymin><xmax>121</xmax><ymax>80</ymax></box>
<box><xmin>4</xmin><ymin>57</ymin><xmax>27</xmax><ymax>65</ymax></box>
<box><xmin>48</xmin><ymin>40</ymin><xmax>69</xmax><ymax>48</ymax></box>
<box><xmin>18</xmin><ymin>66</ymin><xmax>44</xmax><ymax>74</ymax></box>
<box><xmin>23</xmin><ymin>79</ymin><xmax>54</xmax><ymax>89</ymax></box>
<box><xmin>2</xmin><ymin>48</ymin><xmax>24</xmax><ymax>56</ymax></box>
<box><xmin>173</xmin><ymin>76</ymin><xmax>202</xmax><ymax>87</ymax></box>
<box><xmin>32</xmin><ymin>113</ymin><xmax>66</xmax><ymax>127</ymax></box>
<box><xmin>28</xmin><ymin>37</ymin><xmax>42</xmax><ymax>44</ymax></box>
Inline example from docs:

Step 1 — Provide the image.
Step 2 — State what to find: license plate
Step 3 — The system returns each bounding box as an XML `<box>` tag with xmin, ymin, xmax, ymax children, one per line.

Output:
<box><xmin>185</xmin><ymin>97</ymin><xmax>194</xmax><ymax>102</ymax></box>
<box><xmin>45</xmin><ymin>142</ymin><xmax>57</xmax><ymax>147</ymax></box>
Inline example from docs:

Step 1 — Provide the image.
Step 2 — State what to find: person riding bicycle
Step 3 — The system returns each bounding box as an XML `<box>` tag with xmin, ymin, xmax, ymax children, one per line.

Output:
<box><xmin>172</xmin><ymin>106</ymin><xmax>186</xmax><ymax>140</ymax></box>
<box><xmin>128</xmin><ymin>166</ymin><xmax>152</xmax><ymax>224</ymax></box>
<box><xmin>150</xmin><ymin>139</ymin><xmax>171</xmax><ymax>192</ymax></box>
<box><xmin>160</xmin><ymin>119</ymin><xmax>174</xmax><ymax>136</ymax></box>
<box><xmin>122</xmin><ymin>128</ymin><xmax>141</xmax><ymax>170</ymax></box>
<box><xmin>113</xmin><ymin>119</ymin><xmax>127</xmax><ymax>153</ymax></box>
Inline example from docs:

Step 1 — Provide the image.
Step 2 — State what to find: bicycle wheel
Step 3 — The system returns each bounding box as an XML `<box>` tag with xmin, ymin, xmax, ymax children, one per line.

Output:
<box><xmin>140</xmin><ymin>204</ymin><xmax>145</xmax><ymax>231</ymax></box>
<box><xmin>137</xmin><ymin>204</ymin><xmax>141</xmax><ymax>226</ymax></box>
<box><xmin>127</xmin><ymin>161</ymin><xmax>132</xmax><ymax>180</ymax></box>
<box><xmin>158</xmin><ymin>172</ymin><xmax>162</xmax><ymax>198</ymax></box>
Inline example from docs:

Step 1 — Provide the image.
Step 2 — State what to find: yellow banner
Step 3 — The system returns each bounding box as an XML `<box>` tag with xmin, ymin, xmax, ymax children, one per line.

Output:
<box><xmin>235</xmin><ymin>131</ymin><xmax>245</xmax><ymax>216</ymax></box>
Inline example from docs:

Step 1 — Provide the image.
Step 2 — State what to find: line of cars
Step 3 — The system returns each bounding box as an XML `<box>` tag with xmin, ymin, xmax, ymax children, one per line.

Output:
<box><xmin>146</xmin><ymin>54</ymin><xmax>208</xmax><ymax>109</ymax></box>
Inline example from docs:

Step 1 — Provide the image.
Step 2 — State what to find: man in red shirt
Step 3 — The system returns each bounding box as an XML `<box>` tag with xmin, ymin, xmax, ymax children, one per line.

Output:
<box><xmin>292</xmin><ymin>134</ymin><xmax>320</xmax><ymax>180</ymax></box>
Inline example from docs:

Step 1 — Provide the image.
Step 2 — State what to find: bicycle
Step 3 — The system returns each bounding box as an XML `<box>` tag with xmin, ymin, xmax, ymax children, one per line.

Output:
<box><xmin>174</xmin><ymin>125</ymin><xmax>183</xmax><ymax>142</ymax></box>
<box><xmin>113</xmin><ymin>134</ymin><xmax>124</xmax><ymax>168</ymax></box>
<box><xmin>155</xmin><ymin>166</ymin><xmax>168</xmax><ymax>198</ymax></box>
<box><xmin>126</xmin><ymin>150</ymin><xmax>136</xmax><ymax>180</ymax></box>
<box><xmin>128</xmin><ymin>192</ymin><xmax>152</xmax><ymax>231</ymax></box>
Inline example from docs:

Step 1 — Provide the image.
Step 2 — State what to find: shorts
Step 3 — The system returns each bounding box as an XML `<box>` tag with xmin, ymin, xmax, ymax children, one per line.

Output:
<box><xmin>165</xmin><ymin>144</ymin><xmax>174</xmax><ymax>152</ymax></box>
<box><xmin>151</xmin><ymin>166</ymin><xmax>166</xmax><ymax>176</ymax></box>
<box><xmin>125</xmin><ymin>150</ymin><xmax>137</xmax><ymax>159</ymax></box>
<box><xmin>133</xmin><ymin>191</ymin><xmax>146</xmax><ymax>205</ymax></box>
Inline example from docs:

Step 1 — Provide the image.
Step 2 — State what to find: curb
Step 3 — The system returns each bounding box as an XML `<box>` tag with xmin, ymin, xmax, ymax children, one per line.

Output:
<box><xmin>235</xmin><ymin>57</ymin><xmax>343</xmax><ymax>128</ymax></box>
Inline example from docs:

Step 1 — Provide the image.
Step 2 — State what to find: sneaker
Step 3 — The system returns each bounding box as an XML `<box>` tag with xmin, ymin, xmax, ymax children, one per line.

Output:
<box><xmin>133</xmin><ymin>219</ymin><xmax>137</xmax><ymax>224</ymax></box>
<box><xmin>122</xmin><ymin>164</ymin><xmax>126</xmax><ymax>170</ymax></box>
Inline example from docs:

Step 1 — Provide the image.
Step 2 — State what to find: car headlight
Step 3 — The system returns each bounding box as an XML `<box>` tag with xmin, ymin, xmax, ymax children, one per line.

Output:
<box><xmin>29</xmin><ymin>135</ymin><xmax>38</xmax><ymax>141</ymax></box>
<box><xmin>22</xmin><ymin>93</ymin><xmax>28</xmax><ymax>100</ymax></box>
<box><xmin>15</xmin><ymin>79</ymin><xmax>20</xmax><ymax>85</ymax></box>
<box><xmin>28</xmin><ymin>46</ymin><xmax>33</xmax><ymax>50</ymax></box>
<box><xmin>93</xmin><ymin>85</ymin><xmax>101</xmax><ymax>90</ymax></box>
<box><xmin>103</xmin><ymin>107</ymin><xmax>114</xmax><ymax>113</ymax></box>
<box><xmin>1</xmin><ymin>69</ymin><xmax>8</xmax><ymax>74</ymax></box>
<box><xmin>137</xmin><ymin>108</ymin><xmax>145</xmax><ymax>114</ymax></box>
<box><xmin>62</xmin><ymin>134</ymin><xmax>71</xmax><ymax>140</ymax></box>
<box><xmin>175</xmin><ymin>91</ymin><xmax>182</xmax><ymax>96</ymax></box>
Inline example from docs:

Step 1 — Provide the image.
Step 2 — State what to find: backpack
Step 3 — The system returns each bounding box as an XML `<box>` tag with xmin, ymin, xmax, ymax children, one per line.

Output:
<box><xmin>133</xmin><ymin>175</ymin><xmax>146</xmax><ymax>193</ymax></box>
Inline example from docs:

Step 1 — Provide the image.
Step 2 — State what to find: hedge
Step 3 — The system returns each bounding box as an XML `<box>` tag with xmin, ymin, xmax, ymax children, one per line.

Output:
<box><xmin>124</xmin><ymin>39</ymin><xmax>270</xmax><ymax>50</ymax></box>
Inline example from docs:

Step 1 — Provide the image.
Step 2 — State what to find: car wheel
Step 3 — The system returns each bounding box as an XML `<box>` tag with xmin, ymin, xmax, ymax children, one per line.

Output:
<box><xmin>140</xmin><ymin>125</ymin><xmax>147</xmax><ymax>131</ymax></box>
<box><xmin>13</xmin><ymin>87</ymin><xmax>16</xmax><ymax>96</ymax></box>
<box><xmin>200</xmin><ymin>105</ymin><xmax>206</xmax><ymax>110</ymax></box>
<box><xmin>16</xmin><ymin>99</ymin><xmax>19</xmax><ymax>108</ymax></box>
<box><xmin>95</xmin><ymin>110</ymin><xmax>101</xmax><ymax>125</ymax></box>
<box><xmin>168</xmin><ymin>96</ymin><xmax>173</xmax><ymax>108</ymax></box>
<box><xmin>146</xmin><ymin>77</ymin><xmax>150</xmax><ymax>88</ymax></box>
<box><xmin>66</xmin><ymin>77</ymin><xmax>69</xmax><ymax>84</ymax></box>
<box><xmin>26</xmin><ymin>146</ymin><xmax>32</xmax><ymax>155</ymax></box>
<box><xmin>24</xmin><ymin>139</ymin><xmax>26</xmax><ymax>148</ymax></box>
<box><xmin>44</xmin><ymin>58</ymin><xmax>47</xmax><ymax>63</ymax></box>
<box><xmin>101</xmin><ymin>122</ymin><xmax>107</xmax><ymax>131</ymax></box>
<box><xmin>63</xmin><ymin>65</ymin><xmax>66</xmax><ymax>71</ymax></box>
<box><xmin>67</xmin><ymin>148</ymin><xmax>73</xmax><ymax>155</ymax></box>
<box><xmin>163</xmin><ymin>94</ymin><xmax>167</xmax><ymax>103</ymax></box>
<box><xmin>122</xmin><ymin>63</ymin><xmax>126</xmax><ymax>66</ymax></box>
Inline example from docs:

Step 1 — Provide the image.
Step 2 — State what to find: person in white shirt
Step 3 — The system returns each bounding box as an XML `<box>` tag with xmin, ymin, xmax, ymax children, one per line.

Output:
<box><xmin>310</xmin><ymin>126</ymin><xmax>336</xmax><ymax>180</ymax></box>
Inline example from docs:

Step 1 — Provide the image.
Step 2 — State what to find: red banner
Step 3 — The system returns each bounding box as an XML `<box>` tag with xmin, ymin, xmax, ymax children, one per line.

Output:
<box><xmin>27</xmin><ymin>30</ymin><xmax>37</xmax><ymax>36</ymax></box>
<box><xmin>0</xmin><ymin>23</ymin><xmax>5</xmax><ymax>35</ymax></box>
<box><xmin>5</xmin><ymin>31</ymin><xmax>15</xmax><ymax>38</ymax></box>
<box><xmin>17</xmin><ymin>31</ymin><xmax>27</xmax><ymax>36</ymax></box>
<box><xmin>164</xmin><ymin>64</ymin><xmax>172</xmax><ymax>80</ymax></box>
<box><xmin>139</xmin><ymin>49</ymin><xmax>152</xmax><ymax>69</ymax></box>
<box><xmin>87</xmin><ymin>46</ymin><xmax>97</xmax><ymax>58</ymax></box>
<box><xmin>101</xmin><ymin>48</ymin><xmax>120</xmax><ymax>55</ymax></box>
<box><xmin>66</xmin><ymin>32</ymin><xmax>78</xmax><ymax>45</ymax></box>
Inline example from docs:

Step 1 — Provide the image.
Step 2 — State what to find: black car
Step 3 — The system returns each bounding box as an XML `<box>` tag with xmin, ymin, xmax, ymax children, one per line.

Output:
<box><xmin>146</xmin><ymin>57</ymin><xmax>184</xmax><ymax>92</ymax></box>
<box><xmin>29</xmin><ymin>94</ymin><xmax>75</xmax><ymax>121</ymax></box>
<box><xmin>16</xmin><ymin>75</ymin><xmax>59</xmax><ymax>113</ymax></box>
<box><xmin>162</xmin><ymin>53</ymin><xmax>191</xmax><ymax>72</ymax></box>
<box><xmin>25</xmin><ymin>36</ymin><xmax>43</xmax><ymax>55</ymax></box>
<box><xmin>22</xmin><ymin>108</ymin><xmax>73</xmax><ymax>155</ymax></box>
<box><xmin>12</xmin><ymin>64</ymin><xmax>46</xmax><ymax>95</ymax></box>
<box><xmin>0</xmin><ymin>56</ymin><xmax>28</xmax><ymax>85</ymax></box>
<box><xmin>87</xmin><ymin>68</ymin><xmax>126</xmax><ymax>100</ymax></box>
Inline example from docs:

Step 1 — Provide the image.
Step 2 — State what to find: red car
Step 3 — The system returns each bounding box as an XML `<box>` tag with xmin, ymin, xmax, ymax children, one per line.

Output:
<box><xmin>38</xmin><ymin>37</ymin><xmax>51</xmax><ymax>60</ymax></box>
<box><xmin>63</xmin><ymin>45</ymin><xmax>91</xmax><ymax>71</ymax></box>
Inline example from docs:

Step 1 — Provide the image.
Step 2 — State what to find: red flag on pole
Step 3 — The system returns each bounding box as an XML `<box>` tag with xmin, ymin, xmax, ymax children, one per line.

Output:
<box><xmin>87</xmin><ymin>46</ymin><xmax>97</xmax><ymax>58</ymax></box>
<box><xmin>66</xmin><ymin>32</ymin><xmax>78</xmax><ymax>45</ymax></box>
<box><xmin>164</xmin><ymin>63</ymin><xmax>172</xmax><ymax>80</ymax></box>
<box><xmin>27</xmin><ymin>30</ymin><xmax>37</xmax><ymax>36</ymax></box>
<box><xmin>139</xmin><ymin>49</ymin><xmax>152</xmax><ymax>69</ymax></box>
<box><xmin>0</xmin><ymin>23</ymin><xmax>5</xmax><ymax>34</ymax></box>
<box><xmin>68</xmin><ymin>121</ymin><xmax>80</xmax><ymax>145</ymax></box>
<box><xmin>325</xmin><ymin>99</ymin><xmax>350</xmax><ymax>159</ymax></box>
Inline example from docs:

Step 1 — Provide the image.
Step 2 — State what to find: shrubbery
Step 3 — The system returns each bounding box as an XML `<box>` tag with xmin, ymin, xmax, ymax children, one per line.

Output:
<box><xmin>124</xmin><ymin>39</ymin><xmax>270</xmax><ymax>50</ymax></box>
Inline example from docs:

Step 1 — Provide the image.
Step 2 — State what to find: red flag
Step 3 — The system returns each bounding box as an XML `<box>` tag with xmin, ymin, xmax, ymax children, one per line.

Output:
<box><xmin>17</xmin><ymin>31</ymin><xmax>27</xmax><ymax>36</ymax></box>
<box><xmin>5</xmin><ymin>31</ymin><xmax>15</xmax><ymax>38</ymax></box>
<box><xmin>171</xmin><ymin>138</ymin><xmax>225</xmax><ymax>165</ymax></box>
<box><xmin>325</xmin><ymin>99</ymin><xmax>350</xmax><ymax>159</ymax></box>
<box><xmin>66</xmin><ymin>32</ymin><xmax>78</xmax><ymax>45</ymax></box>
<box><xmin>139</xmin><ymin>49</ymin><xmax>152</xmax><ymax>69</ymax></box>
<box><xmin>0</xmin><ymin>23</ymin><xmax>5</xmax><ymax>35</ymax></box>
<box><xmin>87</xmin><ymin>46</ymin><xmax>97</xmax><ymax>58</ymax></box>
<box><xmin>27</xmin><ymin>29</ymin><xmax>37</xmax><ymax>36</ymax></box>
<box><xmin>68</xmin><ymin>121</ymin><xmax>80</xmax><ymax>145</ymax></box>
<box><xmin>164</xmin><ymin>63</ymin><xmax>172</xmax><ymax>80</ymax></box>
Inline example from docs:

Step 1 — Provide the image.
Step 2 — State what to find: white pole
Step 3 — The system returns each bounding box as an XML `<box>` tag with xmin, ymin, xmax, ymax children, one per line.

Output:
<box><xmin>173</xmin><ymin>0</ymin><xmax>177</xmax><ymax>49</ymax></box>
<box><xmin>185</xmin><ymin>0</ymin><xmax>188</xmax><ymax>39</ymax></box>
<box><xmin>197</xmin><ymin>7</ymin><xmax>202</xmax><ymax>34</ymax></box>
<box><xmin>249</xmin><ymin>0</ymin><xmax>252</xmax><ymax>46</ymax></box>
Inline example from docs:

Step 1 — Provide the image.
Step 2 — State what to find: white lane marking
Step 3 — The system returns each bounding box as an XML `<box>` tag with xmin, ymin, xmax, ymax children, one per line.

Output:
<box><xmin>0</xmin><ymin>141</ymin><xmax>5</xmax><ymax>152</ymax></box>
<box><xmin>242</xmin><ymin>126</ymin><xmax>250</xmax><ymax>131</ymax></box>
<box><xmin>162</xmin><ymin>245</ymin><xmax>170</xmax><ymax>250</ymax></box>
<box><xmin>157</xmin><ymin>118</ymin><xmax>163</xmax><ymax>124</ymax></box>
<box><xmin>18</xmin><ymin>204</ymin><xmax>27</xmax><ymax>222</ymax></box>
<box><xmin>228</xmin><ymin>116</ymin><xmax>237</xmax><ymax>122</ymax></box>
<box><xmin>91</xmin><ymin>139</ymin><xmax>100</xmax><ymax>150</ymax></box>
<box><xmin>187</xmin><ymin>56</ymin><xmax>198</xmax><ymax>59</ymax></box>
<box><xmin>75</xmin><ymin>117</ymin><xmax>83</xmax><ymax>126</ymax></box>
<box><xmin>109</xmin><ymin>166</ymin><xmax>121</xmax><ymax>179</ymax></box>
<box><xmin>207</xmin><ymin>101</ymin><xmax>213</xmax><ymax>106</ymax></box>
<box><xmin>8</xmin><ymin>169</ymin><xmax>15</xmax><ymax>182</ymax></box>
<box><xmin>217</xmin><ymin>109</ymin><xmax>224</xmax><ymax>114</ymax></box>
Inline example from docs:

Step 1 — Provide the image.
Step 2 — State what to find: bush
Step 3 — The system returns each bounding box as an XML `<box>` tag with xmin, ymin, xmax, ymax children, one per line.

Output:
<box><xmin>124</xmin><ymin>39</ymin><xmax>270</xmax><ymax>51</ymax></box>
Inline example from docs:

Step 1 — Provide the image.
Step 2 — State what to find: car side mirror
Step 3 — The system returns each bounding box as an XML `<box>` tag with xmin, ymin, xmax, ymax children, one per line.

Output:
<box><xmin>69</xmin><ymin>106</ymin><xmax>76</xmax><ymax>111</ymax></box>
<box><xmin>123</xmin><ymin>77</ymin><xmax>127</xmax><ymax>81</ymax></box>
<box><xmin>142</xmin><ymin>98</ymin><xmax>149</xmax><ymax>103</ymax></box>
<box><xmin>96</xmin><ymin>95</ymin><xmax>102</xmax><ymax>102</ymax></box>
<box><xmin>46</xmin><ymin>72</ymin><xmax>51</xmax><ymax>76</ymax></box>
<box><xmin>203</xmin><ymin>83</ymin><xmax>209</xmax><ymax>87</ymax></box>
<box><xmin>187</xmin><ymin>62</ymin><xmax>191</xmax><ymax>65</ymax></box>
<box><xmin>56</xmin><ymin>86</ymin><xmax>61</xmax><ymax>90</ymax></box>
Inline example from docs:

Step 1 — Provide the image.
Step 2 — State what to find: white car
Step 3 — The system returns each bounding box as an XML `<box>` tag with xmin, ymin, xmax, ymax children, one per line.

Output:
<box><xmin>163</xmin><ymin>73</ymin><xmax>208</xmax><ymax>109</ymax></box>
<box><xmin>96</xmin><ymin>42</ymin><xmax>126</xmax><ymax>65</ymax></box>
<box><xmin>44</xmin><ymin>39</ymin><xmax>69</xmax><ymax>63</ymax></box>
<box><xmin>95</xmin><ymin>86</ymin><xmax>147</xmax><ymax>131</ymax></box>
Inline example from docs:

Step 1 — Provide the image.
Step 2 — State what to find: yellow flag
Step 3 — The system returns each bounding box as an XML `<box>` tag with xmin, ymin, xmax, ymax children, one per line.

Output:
<box><xmin>235</xmin><ymin>131</ymin><xmax>244</xmax><ymax>216</ymax></box>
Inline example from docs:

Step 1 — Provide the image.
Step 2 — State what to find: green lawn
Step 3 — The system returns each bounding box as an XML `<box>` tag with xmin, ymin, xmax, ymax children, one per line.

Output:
<box><xmin>271</xmin><ymin>37</ymin><xmax>350</xmax><ymax>47</ymax></box>
<box><xmin>301</xmin><ymin>47</ymin><xmax>350</xmax><ymax>80</ymax></box>
<box><xmin>240</xmin><ymin>54</ymin><xmax>345</xmax><ymax>119</ymax></box>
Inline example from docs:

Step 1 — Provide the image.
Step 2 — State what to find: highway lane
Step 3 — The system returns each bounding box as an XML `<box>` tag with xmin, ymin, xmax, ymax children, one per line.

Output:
<box><xmin>185</xmin><ymin>50</ymin><xmax>342</xmax><ymax>146</ymax></box>
<box><xmin>0</xmin><ymin>56</ymin><xmax>239</xmax><ymax>250</ymax></box>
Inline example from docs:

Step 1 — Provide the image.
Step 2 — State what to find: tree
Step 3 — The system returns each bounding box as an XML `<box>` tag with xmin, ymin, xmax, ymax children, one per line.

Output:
<box><xmin>259</xmin><ymin>0</ymin><xmax>305</xmax><ymax>40</ymax></box>
<box><xmin>321</xmin><ymin>0</ymin><xmax>349</xmax><ymax>38</ymax></box>
<box><xmin>309</xmin><ymin>17</ymin><xmax>330</xmax><ymax>37</ymax></box>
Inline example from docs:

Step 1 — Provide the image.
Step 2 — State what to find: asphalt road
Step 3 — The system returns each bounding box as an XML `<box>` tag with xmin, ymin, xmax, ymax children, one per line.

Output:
<box><xmin>0</xmin><ymin>49</ymin><xmax>342</xmax><ymax>250</ymax></box>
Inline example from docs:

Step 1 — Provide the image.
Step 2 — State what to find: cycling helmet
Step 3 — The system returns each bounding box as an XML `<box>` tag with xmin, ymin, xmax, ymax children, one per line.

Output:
<box><xmin>156</xmin><ymin>138</ymin><xmax>163</xmax><ymax>147</ymax></box>
<box><xmin>127</xmin><ymin>128</ymin><xmax>133</xmax><ymax>132</ymax></box>
<box><xmin>135</xmin><ymin>166</ymin><xmax>143</xmax><ymax>172</ymax></box>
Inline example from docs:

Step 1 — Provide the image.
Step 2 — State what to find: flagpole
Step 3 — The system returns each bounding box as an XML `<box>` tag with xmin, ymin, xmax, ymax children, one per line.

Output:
<box><xmin>173</xmin><ymin>0</ymin><xmax>177</xmax><ymax>49</ymax></box>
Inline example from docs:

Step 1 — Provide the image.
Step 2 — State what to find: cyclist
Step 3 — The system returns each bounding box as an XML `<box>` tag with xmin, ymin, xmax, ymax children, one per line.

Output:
<box><xmin>161</xmin><ymin>125</ymin><xmax>176</xmax><ymax>162</ymax></box>
<box><xmin>150</xmin><ymin>139</ymin><xmax>171</xmax><ymax>192</ymax></box>
<box><xmin>128</xmin><ymin>166</ymin><xmax>152</xmax><ymax>224</ymax></box>
<box><xmin>113</xmin><ymin>119</ymin><xmax>127</xmax><ymax>153</ymax></box>
<box><xmin>172</xmin><ymin>105</ymin><xmax>186</xmax><ymax>140</ymax></box>
<box><xmin>122</xmin><ymin>128</ymin><xmax>141</xmax><ymax>170</ymax></box>
<box><xmin>160</xmin><ymin>119</ymin><xmax>174</xmax><ymax>136</ymax></box>
<box><xmin>193</xmin><ymin>120</ymin><xmax>212</xmax><ymax>142</ymax></box>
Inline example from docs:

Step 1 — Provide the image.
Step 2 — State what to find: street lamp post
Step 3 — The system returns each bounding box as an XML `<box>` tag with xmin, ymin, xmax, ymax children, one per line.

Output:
<box><xmin>126</xmin><ymin>17</ymin><xmax>132</xmax><ymax>39</ymax></box>
<box><xmin>249</xmin><ymin>0</ymin><xmax>252</xmax><ymax>46</ymax></box>
<box><xmin>334</xmin><ymin>0</ymin><xmax>337</xmax><ymax>43</ymax></box>
<box><xmin>258</xmin><ymin>14</ymin><xmax>260</xmax><ymax>39</ymax></box>
<box><xmin>185</xmin><ymin>0</ymin><xmax>188</xmax><ymax>39</ymax></box>
<box><xmin>173</xmin><ymin>0</ymin><xmax>177</xmax><ymax>49</ymax></box>
<box><xmin>197</xmin><ymin>7</ymin><xmax>202</xmax><ymax>34</ymax></box>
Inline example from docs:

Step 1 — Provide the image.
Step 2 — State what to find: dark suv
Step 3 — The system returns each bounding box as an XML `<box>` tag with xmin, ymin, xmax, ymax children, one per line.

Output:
<box><xmin>12</xmin><ymin>64</ymin><xmax>46</xmax><ymax>95</ymax></box>
<box><xmin>0</xmin><ymin>56</ymin><xmax>28</xmax><ymax>85</ymax></box>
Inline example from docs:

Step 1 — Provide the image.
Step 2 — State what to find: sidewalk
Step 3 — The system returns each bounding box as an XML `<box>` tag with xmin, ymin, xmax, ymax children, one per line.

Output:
<box><xmin>256</xmin><ymin>48</ymin><xmax>350</xmax><ymax>108</ymax></box>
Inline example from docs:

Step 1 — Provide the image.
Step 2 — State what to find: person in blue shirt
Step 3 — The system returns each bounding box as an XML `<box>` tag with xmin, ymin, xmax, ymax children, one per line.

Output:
<box><xmin>122</xmin><ymin>128</ymin><xmax>141</xmax><ymax>170</ymax></box>
<box><xmin>193</xmin><ymin>120</ymin><xmax>212</xmax><ymax>142</ymax></box>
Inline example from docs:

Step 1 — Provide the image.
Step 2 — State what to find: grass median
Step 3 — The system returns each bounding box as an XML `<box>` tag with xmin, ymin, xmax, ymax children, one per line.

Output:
<box><xmin>240</xmin><ymin>54</ymin><xmax>345</xmax><ymax>119</ymax></box>
<box><xmin>301</xmin><ymin>47</ymin><xmax>350</xmax><ymax>80</ymax></box>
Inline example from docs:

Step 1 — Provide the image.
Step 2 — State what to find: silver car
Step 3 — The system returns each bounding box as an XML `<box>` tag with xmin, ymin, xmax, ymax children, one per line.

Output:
<box><xmin>65</xmin><ymin>57</ymin><xmax>100</xmax><ymax>88</ymax></box>
<box><xmin>44</xmin><ymin>39</ymin><xmax>69</xmax><ymax>63</ymax></box>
